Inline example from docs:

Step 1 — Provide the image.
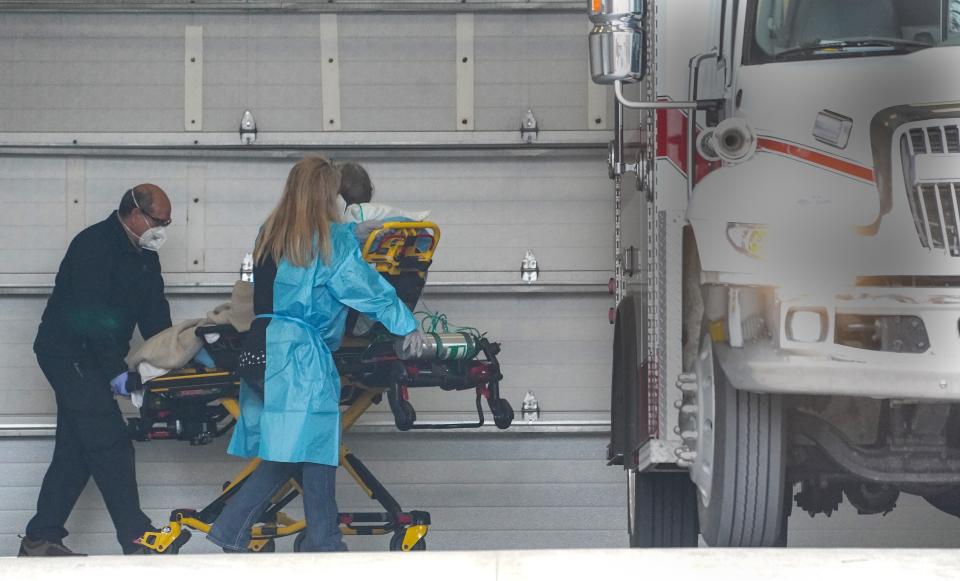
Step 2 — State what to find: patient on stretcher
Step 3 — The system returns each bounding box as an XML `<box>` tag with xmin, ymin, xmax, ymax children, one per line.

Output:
<box><xmin>336</xmin><ymin>161</ymin><xmax>430</xmax><ymax>235</ymax></box>
<box><xmin>128</xmin><ymin>209</ymin><xmax>512</xmax><ymax>448</ymax></box>
<box><xmin>336</xmin><ymin>161</ymin><xmax>431</xmax><ymax>335</ymax></box>
<box><xmin>127</xmin><ymin>163</ymin><xmax>428</xmax><ymax>380</ymax></box>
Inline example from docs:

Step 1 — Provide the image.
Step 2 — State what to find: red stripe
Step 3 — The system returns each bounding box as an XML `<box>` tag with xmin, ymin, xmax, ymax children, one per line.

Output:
<box><xmin>654</xmin><ymin>106</ymin><xmax>875</xmax><ymax>185</ymax></box>
<box><xmin>757</xmin><ymin>138</ymin><xmax>875</xmax><ymax>183</ymax></box>
<box><xmin>655</xmin><ymin>108</ymin><xmax>720</xmax><ymax>184</ymax></box>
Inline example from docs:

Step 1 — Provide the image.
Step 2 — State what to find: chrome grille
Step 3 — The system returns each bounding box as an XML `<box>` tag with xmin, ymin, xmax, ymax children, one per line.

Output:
<box><xmin>900</xmin><ymin>123</ymin><xmax>960</xmax><ymax>256</ymax></box>
<box><xmin>909</xmin><ymin>126</ymin><xmax>960</xmax><ymax>154</ymax></box>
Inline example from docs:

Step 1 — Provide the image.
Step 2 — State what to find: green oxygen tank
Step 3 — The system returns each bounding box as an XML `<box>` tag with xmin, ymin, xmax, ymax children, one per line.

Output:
<box><xmin>396</xmin><ymin>332</ymin><xmax>480</xmax><ymax>361</ymax></box>
<box><xmin>425</xmin><ymin>332</ymin><xmax>480</xmax><ymax>361</ymax></box>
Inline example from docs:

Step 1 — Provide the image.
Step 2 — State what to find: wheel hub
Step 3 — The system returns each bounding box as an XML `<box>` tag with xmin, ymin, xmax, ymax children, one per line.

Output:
<box><xmin>677</xmin><ymin>332</ymin><xmax>717</xmax><ymax>507</ymax></box>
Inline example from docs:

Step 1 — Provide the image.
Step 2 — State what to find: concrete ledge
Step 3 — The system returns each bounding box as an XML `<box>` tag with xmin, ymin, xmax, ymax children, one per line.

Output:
<box><xmin>3</xmin><ymin>549</ymin><xmax>959</xmax><ymax>581</ymax></box>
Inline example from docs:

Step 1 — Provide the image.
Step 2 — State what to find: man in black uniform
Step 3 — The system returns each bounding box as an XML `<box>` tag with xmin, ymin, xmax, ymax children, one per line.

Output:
<box><xmin>19</xmin><ymin>185</ymin><xmax>174</xmax><ymax>556</ymax></box>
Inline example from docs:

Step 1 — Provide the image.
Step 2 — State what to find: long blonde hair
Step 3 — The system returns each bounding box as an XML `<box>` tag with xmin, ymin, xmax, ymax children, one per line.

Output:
<box><xmin>254</xmin><ymin>156</ymin><xmax>341</xmax><ymax>267</ymax></box>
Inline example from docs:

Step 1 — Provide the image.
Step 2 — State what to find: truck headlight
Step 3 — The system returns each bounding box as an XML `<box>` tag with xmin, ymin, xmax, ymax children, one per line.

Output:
<box><xmin>726</xmin><ymin>223</ymin><xmax>768</xmax><ymax>260</ymax></box>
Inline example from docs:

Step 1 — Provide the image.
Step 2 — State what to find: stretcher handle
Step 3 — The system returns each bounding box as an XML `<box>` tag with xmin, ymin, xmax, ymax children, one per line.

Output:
<box><xmin>361</xmin><ymin>221</ymin><xmax>441</xmax><ymax>257</ymax></box>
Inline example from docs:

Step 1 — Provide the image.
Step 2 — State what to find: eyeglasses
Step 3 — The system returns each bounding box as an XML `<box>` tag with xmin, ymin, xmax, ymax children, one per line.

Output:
<box><xmin>140</xmin><ymin>208</ymin><xmax>172</xmax><ymax>228</ymax></box>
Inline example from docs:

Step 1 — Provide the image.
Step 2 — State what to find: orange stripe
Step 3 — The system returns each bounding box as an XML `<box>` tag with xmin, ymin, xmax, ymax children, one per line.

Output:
<box><xmin>757</xmin><ymin>138</ymin><xmax>875</xmax><ymax>183</ymax></box>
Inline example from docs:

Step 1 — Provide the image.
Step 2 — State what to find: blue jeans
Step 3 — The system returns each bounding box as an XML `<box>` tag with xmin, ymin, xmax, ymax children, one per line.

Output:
<box><xmin>207</xmin><ymin>460</ymin><xmax>347</xmax><ymax>552</ymax></box>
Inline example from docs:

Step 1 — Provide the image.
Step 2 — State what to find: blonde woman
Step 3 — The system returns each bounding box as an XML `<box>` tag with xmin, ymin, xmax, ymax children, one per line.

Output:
<box><xmin>207</xmin><ymin>156</ymin><xmax>422</xmax><ymax>552</ymax></box>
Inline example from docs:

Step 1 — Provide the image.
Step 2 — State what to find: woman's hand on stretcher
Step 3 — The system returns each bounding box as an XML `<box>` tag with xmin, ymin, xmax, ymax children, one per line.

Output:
<box><xmin>397</xmin><ymin>329</ymin><xmax>427</xmax><ymax>360</ymax></box>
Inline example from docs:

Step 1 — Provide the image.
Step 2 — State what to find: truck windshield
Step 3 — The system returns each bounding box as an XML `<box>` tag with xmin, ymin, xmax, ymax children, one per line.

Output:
<box><xmin>747</xmin><ymin>0</ymin><xmax>960</xmax><ymax>63</ymax></box>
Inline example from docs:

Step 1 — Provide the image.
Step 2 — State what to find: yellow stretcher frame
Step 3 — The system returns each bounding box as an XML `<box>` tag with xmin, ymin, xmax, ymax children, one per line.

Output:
<box><xmin>362</xmin><ymin>221</ymin><xmax>440</xmax><ymax>276</ymax></box>
<box><xmin>137</xmin><ymin>385</ymin><xmax>428</xmax><ymax>553</ymax></box>
<box><xmin>135</xmin><ymin>222</ymin><xmax>443</xmax><ymax>554</ymax></box>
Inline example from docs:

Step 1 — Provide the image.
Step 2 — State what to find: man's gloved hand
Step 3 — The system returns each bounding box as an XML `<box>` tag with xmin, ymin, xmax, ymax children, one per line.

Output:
<box><xmin>398</xmin><ymin>329</ymin><xmax>427</xmax><ymax>360</ymax></box>
<box><xmin>110</xmin><ymin>371</ymin><xmax>131</xmax><ymax>397</ymax></box>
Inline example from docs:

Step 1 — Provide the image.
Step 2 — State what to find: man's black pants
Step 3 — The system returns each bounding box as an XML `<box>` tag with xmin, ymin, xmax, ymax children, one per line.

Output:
<box><xmin>26</xmin><ymin>355</ymin><xmax>152</xmax><ymax>554</ymax></box>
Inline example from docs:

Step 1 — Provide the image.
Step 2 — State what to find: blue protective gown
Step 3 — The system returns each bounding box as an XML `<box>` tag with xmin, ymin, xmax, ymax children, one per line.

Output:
<box><xmin>227</xmin><ymin>223</ymin><xmax>417</xmax><ymax>466</ymax></box>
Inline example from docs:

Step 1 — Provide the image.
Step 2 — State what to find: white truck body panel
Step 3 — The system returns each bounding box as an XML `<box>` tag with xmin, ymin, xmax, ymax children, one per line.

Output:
<box><xmin>632</xmin><ymin>0</ymin><xmax>960</xmax><ymax>461</ymax></box>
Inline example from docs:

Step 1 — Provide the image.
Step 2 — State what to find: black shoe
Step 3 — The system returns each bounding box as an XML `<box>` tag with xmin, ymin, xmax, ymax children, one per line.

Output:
<box><xmin>18</xmin><ymin>536</ymin><xmax>87</xmax><ymax>557</ymax></box>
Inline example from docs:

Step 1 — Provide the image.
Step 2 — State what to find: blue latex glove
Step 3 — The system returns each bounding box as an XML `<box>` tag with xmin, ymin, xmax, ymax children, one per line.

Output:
<box><xmin>194</xmin><ymin>347</ymin><xmax>215</xmax><ymax>368</ymax></box>
<box><xmin>110</xmin><ymin>371</ymin><xmax>130</xmax><ymax>397</ymax></box>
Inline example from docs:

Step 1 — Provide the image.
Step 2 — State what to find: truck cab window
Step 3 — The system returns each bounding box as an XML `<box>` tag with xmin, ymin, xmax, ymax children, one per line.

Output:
<box><xmin>748</xmin><ymin>0</ymin><xmax>954</xmax><ymax>64</ymax></box>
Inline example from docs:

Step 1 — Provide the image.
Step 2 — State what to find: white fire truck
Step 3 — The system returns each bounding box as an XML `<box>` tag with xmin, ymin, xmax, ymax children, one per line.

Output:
<box><xmin>591</xmin><ymin>0</ymin><xmax>960</xmax><ymax>547</ymax></box>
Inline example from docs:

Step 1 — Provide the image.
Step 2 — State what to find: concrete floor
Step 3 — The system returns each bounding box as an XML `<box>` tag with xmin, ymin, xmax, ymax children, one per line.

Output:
<box><xmin>3</xmin><ymin>549</ymin><xmax>960</xmax><ymax>581</ymax></box>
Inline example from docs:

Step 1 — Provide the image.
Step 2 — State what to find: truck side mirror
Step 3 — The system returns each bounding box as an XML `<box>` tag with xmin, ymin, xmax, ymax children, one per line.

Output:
<box><xmin>589</xmin><ymin>0</ymin><xmax>647</xmax><ymax>84</ymax></box>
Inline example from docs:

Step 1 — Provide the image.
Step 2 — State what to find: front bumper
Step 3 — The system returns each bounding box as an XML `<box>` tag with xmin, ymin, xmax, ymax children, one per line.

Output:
<box><xmin>717</xmin><ymin>286</ymin><xmax>960</xmax><ymax>401</ymax></box>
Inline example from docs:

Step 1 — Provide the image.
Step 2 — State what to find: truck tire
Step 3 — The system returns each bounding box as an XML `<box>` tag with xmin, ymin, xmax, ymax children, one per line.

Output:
<box><xmin>628</xmin><ymin>470</ymin><xmax>699</xmax><ymax>547</ymax></box>
<box><xmin>697</xmin><ymin>338</ymin><xmax>788</xmax><ymax>547</ymax></box>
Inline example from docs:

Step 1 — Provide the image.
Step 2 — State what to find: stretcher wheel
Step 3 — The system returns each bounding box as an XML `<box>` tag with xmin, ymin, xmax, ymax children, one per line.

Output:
<box><xmin>389</xmin><ymin>532</ymin><xmax>426</xmax><ymax>552</ymax></box>
<box><xmin>490</xmin><ymin>399</ymin><xmax>514</xmax><ymax>430</ymax></box>
<box><xmin>393</xmin><ymin>400</ymin><xmax>416</xmax><ymax>431</ymax></box>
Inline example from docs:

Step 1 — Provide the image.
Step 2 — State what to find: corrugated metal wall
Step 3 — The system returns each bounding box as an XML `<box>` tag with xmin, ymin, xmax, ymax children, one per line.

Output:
<box><xmin>0</xmin><ymin>9</ymin><xmax>957</xmax><ymax>557</ymax></box>
<box><xmin>0</xmin><ymin>12</ymin><xmax>592</xmax><ymax>133</ymax></box>
<box><xmin>0</xmin><ymin>6</ymin><xmax>619</xmax><ymax>553</ymax></box>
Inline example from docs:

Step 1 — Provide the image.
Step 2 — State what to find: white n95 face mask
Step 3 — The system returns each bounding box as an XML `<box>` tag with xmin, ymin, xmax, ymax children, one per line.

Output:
<box><xmin>120</xmin><ymin>217</ymin><xmax>168</xmax><ymax>252</ymax></box>
<box><xmin>138</xmin><ymin>226</ymin><xmax>168</xmax><ymax>252</ymax></box>
<box><xmin>131</xmin><ymin>189</ymin><xmax>169</xmax><ymax>252</ymax></box>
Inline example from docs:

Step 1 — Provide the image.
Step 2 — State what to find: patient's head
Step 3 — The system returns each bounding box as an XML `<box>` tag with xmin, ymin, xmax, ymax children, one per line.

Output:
<box><xmin>337</xmin><ymin>161</ymin><xmax>374</xmax><ymax>206</ymax></box>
